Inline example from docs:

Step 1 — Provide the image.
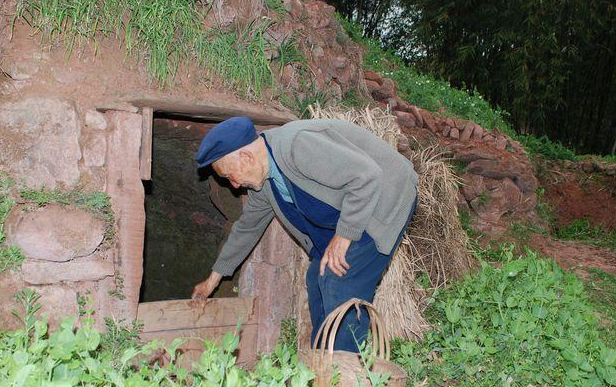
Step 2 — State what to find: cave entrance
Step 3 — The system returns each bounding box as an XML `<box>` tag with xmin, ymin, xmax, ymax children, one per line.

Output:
<box><xmin>118</xmin><ymin>100</ymin><xmax>294</xmax><ymax>366</ymax></box>
<box><xmin>138</xmin><ymin>113</ymin><xmax>243</xmax><ymax>302</ymax></box>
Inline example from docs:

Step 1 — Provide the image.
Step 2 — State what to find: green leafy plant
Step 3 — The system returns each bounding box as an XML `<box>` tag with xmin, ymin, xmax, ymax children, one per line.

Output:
<box><xmin>281</xmin><ymin>82</ymin><xmax>333</xmax><ymax>118</ymax></box>
<box><xmin>0</xmin><ymin>291</ymin><xmax>316</xmax><ymax>385</ymax></box>
<box><xmin>554</xmin><ymin>218</ymin><xmax>616</xmax><ymax>250</ymax></box>
<box><xmin>585</xmin><ymin>268</ymin><xmax>616</xmax><ymax>348</ymax></box>
<box><xmin>392</xmin><ymin>247</ymin><xmax>616</xmax><ymax>386</ymax></box>
<box><xmin>274</xmin><ymin>34</ymin><xmax>305</xmax><ymax>71</ymax></box>
<box><xmin>0</xmin><ymin>173</ymin><xmax>24</xmax><ymax>273</ymax></box>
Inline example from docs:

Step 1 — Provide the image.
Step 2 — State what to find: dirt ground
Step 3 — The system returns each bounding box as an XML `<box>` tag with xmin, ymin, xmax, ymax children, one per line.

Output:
<box><xmin>529</xmin><ymin>162</ymin><xmax>616</xmax><ymax>275</ymax></box>
<box><xmin>540</xmin><ymin>167</ymin><xmax>616</xmax><ymax>230</ymax></box>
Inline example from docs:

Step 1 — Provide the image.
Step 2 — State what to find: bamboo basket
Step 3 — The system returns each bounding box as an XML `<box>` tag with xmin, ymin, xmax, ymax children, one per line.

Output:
<box><xmin>299</xmin><ymin>298</ymin><xmax>408</xmax><ymax>386</ymax></box>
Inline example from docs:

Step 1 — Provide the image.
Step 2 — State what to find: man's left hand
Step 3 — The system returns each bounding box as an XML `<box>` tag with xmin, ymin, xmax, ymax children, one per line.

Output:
<box><xmin>320</xmin><ymin>235</ymin><xmax>352</xmax><ymax>277</ymax></box>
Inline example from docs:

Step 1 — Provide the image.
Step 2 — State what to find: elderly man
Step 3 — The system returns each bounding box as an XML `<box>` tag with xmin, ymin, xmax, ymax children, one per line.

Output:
<box><xmin>192</xmin><ymin>116</ymin><xmax>418</xmax><ymax>352</ymax></box>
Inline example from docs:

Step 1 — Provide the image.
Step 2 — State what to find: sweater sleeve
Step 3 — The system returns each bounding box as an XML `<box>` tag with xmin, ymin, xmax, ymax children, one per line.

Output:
<box><xmin>290</xmin><ymin>130</ymin><xmax>383</xmax><ymax>241</ymax></box>
<box><xmin>211</xmin><ymin>188</ymin><xmax>274</xmax><ymax>276</ymax></box>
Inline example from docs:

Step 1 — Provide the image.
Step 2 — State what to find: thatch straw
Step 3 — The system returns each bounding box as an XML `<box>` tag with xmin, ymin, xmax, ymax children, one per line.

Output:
<box><xmin>309</xmin><ymin>104</ymin><xmax>474</xmax><ymax>340</ymax></box>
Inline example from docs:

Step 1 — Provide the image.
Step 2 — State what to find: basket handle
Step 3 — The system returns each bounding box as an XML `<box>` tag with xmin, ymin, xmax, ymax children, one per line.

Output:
<box><xmin>310</xmin><ymin>298</ymin><xmax>391</xmax><ymax>377</ymax></box>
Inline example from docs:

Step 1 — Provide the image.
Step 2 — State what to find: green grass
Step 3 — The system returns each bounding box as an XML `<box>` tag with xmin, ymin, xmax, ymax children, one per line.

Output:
<box><xmin>391</xmin><ymin>246</ymin><xmax>616</xmax><ymax>386</ymax></box>
<box><xmin>280</xmin><ymin>79</ymin><xmax>333</xmax><ymax>118</ymax></box>
<box><xmin>0</xmin><ymin>174</ymin><xmax>25</xmax><ymax>273</ymax></box>
<box><xmin>20</xmin><ymin>187</ymin><xmax>115</xmax><ymax>241</ymax></box>
<box><xmin>14</xmin><ymin>0</ymin><xmax>276</xmax><ymax>97</ymax></box>
<box><xmin>554</xmin><ymin>218</ymin><xmax>616</xmax><ymax>250</ymax></box>
<box><xmin>585</xmin><ymin>268</ymin><xmax>616</xmax><ymax>348</ymax></box>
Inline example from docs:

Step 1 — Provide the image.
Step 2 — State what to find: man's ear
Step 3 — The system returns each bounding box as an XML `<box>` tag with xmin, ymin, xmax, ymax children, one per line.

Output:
<box><xmin>238</xmin><ymin>149</ymin><xmax>254</xmax><ymax>169</ymax></box>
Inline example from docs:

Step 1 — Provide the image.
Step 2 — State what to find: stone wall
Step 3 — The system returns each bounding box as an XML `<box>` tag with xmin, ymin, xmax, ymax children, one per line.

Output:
<box><xmin>364</xmin><ymin>70</ymin><xmax>540</xmax><ymax>234</ymax></box>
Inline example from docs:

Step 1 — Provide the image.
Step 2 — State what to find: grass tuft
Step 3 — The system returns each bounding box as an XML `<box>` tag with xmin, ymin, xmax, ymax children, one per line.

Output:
<box><xmin>0</xmin><ymin>173</ymin><xmax>24</xmax><ymax>273</ymax></box>
<box><xmin>13</xmin><ymin>0</ymin><xmax>277</xmax><ymax>97</ymax></box>
<box><xmin>554</xmin><ymin>218</ymin><xmax>616</xmax><ymax>250</ymax></box>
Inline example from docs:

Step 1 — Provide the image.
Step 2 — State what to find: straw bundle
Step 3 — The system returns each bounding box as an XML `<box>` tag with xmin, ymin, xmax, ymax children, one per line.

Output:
<box><xmin>309</xmin><ymin>104</ymin><xmax>474</xmax><ymax>340</ymax></box>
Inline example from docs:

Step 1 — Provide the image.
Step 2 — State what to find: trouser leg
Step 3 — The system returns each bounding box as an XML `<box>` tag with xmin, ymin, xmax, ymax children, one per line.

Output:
<box><xmin>307</xmin><ymin>257</ymin><xmax>325</xmax><ymax>346</ymax></box>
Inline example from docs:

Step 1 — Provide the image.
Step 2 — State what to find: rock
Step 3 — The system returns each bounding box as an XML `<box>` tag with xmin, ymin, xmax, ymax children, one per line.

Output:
<box><xmin>495</xmin><ymin>136</ymin><xmax>509</xmax><ymax>150</ymax></box>
<box><xmin>36</xmin><ymin>285</ymin><xmax>79</xmax><ymax>329</ymax></box>
<box><xmin>466</xmin><ymin>159</ymin><xmax>518</xmax><ymax>179</ymax></box>
<box><xmin>330</xmin><ymin>56</ymin><xmax>348</xmax><ymax>69</ymax></box>
<box><xmin>451</xmin><ymin>146</ymin><xmax>498</xmax><ymax>162</ymax></box>
<box><xmin>386</xmin><ymin>98</ymin><xmax>398</xmax><ymax>110</ymax></box>
<box><xmin>284</xmin><ymin>0</ymin><xmax>304</xmax><ymax>18</ymax></box>
<box><xmin>397</xmin><ymin>135</ymin><xmax>410</xmax><ymax>152</ymax></box>
<box><xmin>514</xmin><ymin>173</ymin><xmax>537</xmax><ymax>193</ymax></box>
<box><xmin>461</xmin><ymin>174</ymin><xmax>486</xmax><ymax>202</ymax></box>
<box><xmin>483</xmin><ymin>134</ymin><xmax>495</xmax><ymax>142</ymax></box>
<box><xmin>581</xmin><ymin>161</ymin><xmax>595</xmax><ymax>173</ymax></box>
<box><xmin>365</xmin><ymin>79</ymin><xmax>381</xmax><ymax>94</ymax></box>
<box><xmin>470</xmin><ymin>178</ymin><xmax>521</xmax><ymax>221</ymax></box>
<box><xmin>393</xmin><ymin>97</ymin><xmax>410</xmax><ymax>112</ymax></box>
<box><xmin>409</xmin><ymin>106</ymin><xmax>424</xmax><ymax>127</ymax></box>
<box><xmin>472</xmin><ymin>124</ymin><xmax>484</xmax><ymax>140</ymax></box>
<box><xmin>83</xmin><ymin>132</ymin><xmax>107</xmax><ymax>167</ymax></box>
<box><xmin>519</xmin><ymin>192</ymin><xmax>538</xmax><ymax>213</ymax></box>
<box><xmin>0</xmin><ymin>271</ymin><xmax>25</xmax><ymax>330</ymax></box>
<box><xmin>7</xmin><ymin>61</ymin><xmax>39</xmax><ymax>81</ymax></box>
<box><xmin>22</xmin><ymin>255</ymin><xmax>114</xmax><ymax>285</ymax></box>
<box><xmin>363</xmin><ymin>70</ymin><xmax>383</xmax><ymax>84</ymax></box>
<box><xmin>5</xmin><ymin>204</ymin><xmax>105</xmax><ymax>262</ymax></box>
<box><xmin>304</xmin><ymin>1</ymin><xmax>335</xmax><ymax>28</ymax></box>
<box><xmin>460</xmin><ymin>121</ymin><xmax>475</xmax><ymax>141</ymax></box>
<box><xmin>375</xmin><ymin>78</ymin><xmax>396</xmax><ymax>100</ymax></box>
<box><xmin>450</xmin><ymin>128</ymin><xmax>460</xmax><ymax>139</ymax></box>
<box><xmin>0</xmin><ymin>97</ymin><xmax>82</xmax><ymax>189</ymax></box>
<box><xmin>393</xmin><ymin>111</ymin><xmax>417</xmax><ymax>128</ymax></box>
<box><xmin>454</xmin><ymin>119</ymin><xmax>468</xmax><ymax>129</ymax></box>
<box><xmin>441</xmin><ymin>126</ymin><xmax>451</xmax><ymax>137</ymax></box>
<box><xmin>311</xmin><ymin>45</ymin><xmax>325</xmax><ymax>57</ymax></box>
<box><xmin>208</xmin><ymin>176</ymin><xmax>243</xmax><ymax>222</ymax></box>
<box><xmin>85</xmin><ymin>110</ymin><xmax>108</xmax><ymax>130</ymax></box>
<box><xmin>423</xmin><ymin>115</ymin><xmax>438</xmax><ymax>133</ymax></box>
<box><xmin>50</xmin><ymin>66</ymin><xmax>86</xmax><ymax>85</ymax></box>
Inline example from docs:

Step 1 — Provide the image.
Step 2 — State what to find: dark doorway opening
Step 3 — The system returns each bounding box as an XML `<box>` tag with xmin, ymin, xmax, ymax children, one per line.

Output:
<box><xmin>139</xmin><ymin>113</ymin><xmax>243</xmax><ymax>302</ymax></box>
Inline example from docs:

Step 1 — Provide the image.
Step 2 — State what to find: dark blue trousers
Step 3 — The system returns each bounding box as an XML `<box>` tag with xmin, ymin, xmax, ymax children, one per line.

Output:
<box><xmin>306</xmin><ymin>200</ymin><xmax>417</xmax><ymax>352</ymax></box>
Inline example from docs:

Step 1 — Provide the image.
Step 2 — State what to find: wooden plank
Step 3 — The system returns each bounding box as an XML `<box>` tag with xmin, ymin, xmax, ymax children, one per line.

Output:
<box><xmin>139</xmin><ymin>107</ymin><xmax>153</xmax><ymax>180</ymax></box>
<box><xmin>131</xmin><ymin>98</ymin><xmax>296</xmax><ymax>125</ymax></box>
<box><xmin>137</xmin><ymin>297</ymin><xmax>257</xmax><ymax>332</ymax></box>
<box><xmin>140</xmin><ymin>324</ymin><xmax>258</xmax><ymax>367</ymax></box>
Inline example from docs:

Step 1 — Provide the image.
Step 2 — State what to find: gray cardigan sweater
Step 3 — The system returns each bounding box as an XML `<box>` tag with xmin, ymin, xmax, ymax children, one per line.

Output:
<box><xmin>211</xmin><ymin>119</ymin><xmax>419</xmax><ymax>277</ymax></box>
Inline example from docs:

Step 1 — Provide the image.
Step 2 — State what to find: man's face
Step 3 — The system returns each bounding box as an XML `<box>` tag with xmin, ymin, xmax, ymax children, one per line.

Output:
<box><xmin>212</xmin><ymin>151</ymin><xmax>266</xmax><ymax>191</ymax></box>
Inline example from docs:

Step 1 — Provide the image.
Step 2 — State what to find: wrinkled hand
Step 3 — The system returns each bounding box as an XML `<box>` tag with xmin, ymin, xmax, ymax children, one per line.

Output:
<box><xmin>190</xmin><ymin>272</ymin><xmax>222</xmax><ymax>304</ymax></box>
<box><xmin>320</xmin><ymin>235</ymin><xmax>352</xmax><ymax>277</ymax></box>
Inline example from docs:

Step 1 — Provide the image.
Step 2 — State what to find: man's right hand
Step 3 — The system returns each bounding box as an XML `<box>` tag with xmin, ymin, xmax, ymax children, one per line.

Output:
<box><xmin>191</xmin><ymin>271</ymin><xmax>223</xmax><ymax>302</ymax></box>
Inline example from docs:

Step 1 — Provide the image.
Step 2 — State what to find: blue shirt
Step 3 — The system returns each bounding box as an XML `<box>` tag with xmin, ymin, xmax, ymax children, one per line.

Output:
<box><xmin>267</xmin><ymin>152</ymin><xmax>293</xmax><ymax>203</ymax></box>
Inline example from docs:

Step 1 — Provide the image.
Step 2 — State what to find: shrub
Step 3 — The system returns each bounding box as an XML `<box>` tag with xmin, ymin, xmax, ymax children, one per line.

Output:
<box><xmin>392</xmin><ymin>247</ymin><xmax>616</xmax><ymax>386</ymax></box>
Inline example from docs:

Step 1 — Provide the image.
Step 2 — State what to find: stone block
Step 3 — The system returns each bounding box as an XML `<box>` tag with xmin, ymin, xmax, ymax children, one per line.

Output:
<box><xmin>393</xmin><ymin>111</ymin><xmax>416</xmax><ymax>128</ymax></box>
<box><xmin>460</xmin><ymin>121</ymin><xmax>475</xmax><ymax>141</ymax></box>
<box><xmin>461</xmin><ymin>174</ymin><xmax>486</xmax><ymax>202</ymax></box>
<box><xmin>363</xmin><ymin>70</ymin><xmax>383</xmax><ymax>84</ymax></box>
<box><xmin>0</xmin><ymin>97</ymin><xmax>82</xmax><ymax>189</ymax></box>
<box><xmin>472</xmin><ymin>124</ymin><xmax>484</xmax><ymax>140</ymax></box>
<box><xmin>514</xmin><ymin>173</ymin><xmax>538</xmax><ymax>193</ymax></box>
<box><xmin>5</xmin><ymin>204</ymin><xmax>105</xmax><ymax>262</ymax></box>
<box><xmin>85</xmin><ymin>110</ymin><xmax>108</xmax><ymax>130</ymax></box>
<box><xmin>397</xmin><ymin>134</ymin><xmax>410</xmax><ymax>152</ymax></box>
<box><xmin>83</xmin><ymin>132</ymin><xmax>107</xmax><ymax>167</ymax></box>
<box><xmin>365</xmin><ymin>80</ymin><xmax>380</xmax><ymax>95</ymax></box>
<box><xmin>466</xmin><ymin>159</ymin><xmax>518</xmax><ymax>179</ymax></box>
<box><xmin>450</xmin><ymin>128</ymin><xmax>460</xmax><ymax>139</ymax></box>
<box><xmin>22</xmin><ymin>255</ymin><xmax>114</xmax><ymax>285</ymax></box>
<box><xmin>375</xmin><ymin>78</ymin><xmax>396</xmax><ymax>100</ymax></box>
<box><xmin>409</xmin><ymin>106</ymin><xmax>424</xmax><ymax>127</ymax></box>
<box><xmin>36</xmin><ymin>285</ymin><xmax>79</xmax><ymax>329</ymax></box>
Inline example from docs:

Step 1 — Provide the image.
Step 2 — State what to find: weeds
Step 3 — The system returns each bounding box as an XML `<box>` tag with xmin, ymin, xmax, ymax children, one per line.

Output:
<box><xmin>13</xmin><ymin>0</ymin><xmax>280</xmax><ymax>97</ymax></box>
<box><xmin>278</xmin><ymin>316</ymin><xmax>297</xmax><ymax>350</ymax></box>
<box><xmin>0</xmin><ymin>174</ymin><xmax>24</xmax><ymax>273</ymax></box>
<box><xmin>273</xmin><ymin>34</ymin><xmax>305</xmax><ymax>71</ymax></box>
<box><xmin>280</xmin><ymin>81</ymin><xmax>332</xmax><ymax>118</ymax></box>
<box><xmin>392</xmin><ymin>247</ymin><xmax>616</xmax><ymax>386</ymax></box>
<box><xmin>585</xmin><ymin>268</ymin><xmax>616</xmax><ymax>348</ymax></box>
<box><xmin>554</xmin><ymin>218</ymin><xmax>616</xmax><ymax>250</ymax></box>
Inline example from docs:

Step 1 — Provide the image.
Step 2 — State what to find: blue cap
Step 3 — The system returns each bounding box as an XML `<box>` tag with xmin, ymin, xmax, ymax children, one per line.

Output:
<box><xmin>196</xmin><ymin>117</ymin><xmax>258</xmax><ymax>168</ymax></box>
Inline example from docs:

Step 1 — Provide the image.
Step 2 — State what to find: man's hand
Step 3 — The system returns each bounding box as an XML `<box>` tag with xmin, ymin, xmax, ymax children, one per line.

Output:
<box><xmin>320</xmin><ymin>235</ymin><xmax>352</xmax><ymax>277</ymax></box>
<box><xmin>191</xmin><ymin>271</ymin><xmax>222</xmax><ymax>302</ymax></box>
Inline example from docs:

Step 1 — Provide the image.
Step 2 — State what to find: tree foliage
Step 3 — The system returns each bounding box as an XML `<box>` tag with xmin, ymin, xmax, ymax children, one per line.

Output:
<box><xmin>328</xmin><ymin>0</ymin><xmax>616</xmax><ymax>155</ymax></box>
